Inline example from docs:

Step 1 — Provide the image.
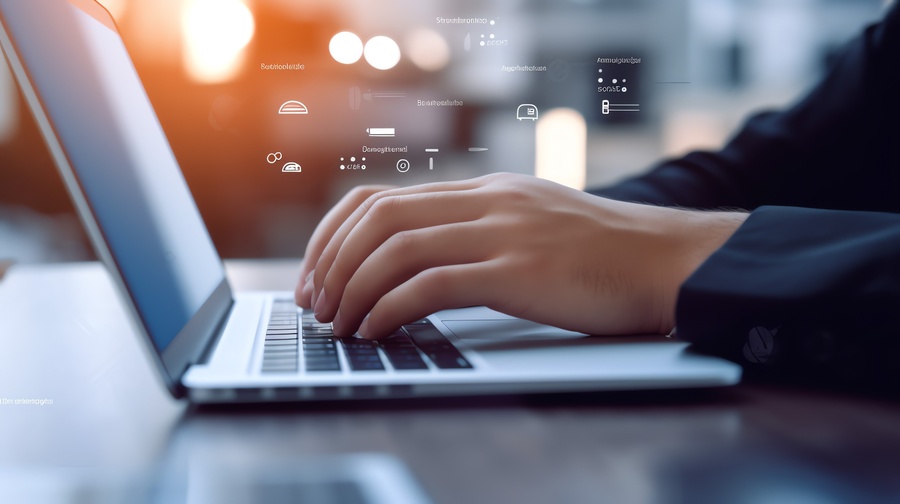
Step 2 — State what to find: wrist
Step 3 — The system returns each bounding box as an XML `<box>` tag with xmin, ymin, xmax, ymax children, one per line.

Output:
<box><xmin>655</xmin><ymin>208</ymin><xmax>748</xmax><ymax>333</ymax></box>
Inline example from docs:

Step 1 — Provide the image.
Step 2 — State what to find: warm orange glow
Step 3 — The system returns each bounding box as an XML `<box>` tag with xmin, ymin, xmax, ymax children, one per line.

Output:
<box><xmin>536</xmin><ymin>108</ymin><xmax>587</xmax><ymax>190</ymax></box>
<box><xmin>181</xmin><ymin>0</ymin><xmax>255</xmax><ymax>84</ymax></box>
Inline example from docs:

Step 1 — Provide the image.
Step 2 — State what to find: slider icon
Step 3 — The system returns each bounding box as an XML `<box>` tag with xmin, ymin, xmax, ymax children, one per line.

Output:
<box><xmin>601</xmin><ymin>100</ymin><xmax>640</xmax><ymax>115</ymax></box>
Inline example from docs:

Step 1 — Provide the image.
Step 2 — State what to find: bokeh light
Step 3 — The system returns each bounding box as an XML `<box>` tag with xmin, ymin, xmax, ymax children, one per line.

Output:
<box><xmin>329</xmin><ymin>31</ymin><xmax>364</xmax><ymax>65</ymax></box>
<box><xmin>405</xmin><ymin>28</ymin><xmax>450</xmax><ymax>72</ymax></box>
<box><xmin>181</xmin><ymin>0</ymin><xmax>255</xmax><ymax>84</ymax></box>
<box><xmin>363</xmin><ymin>36</ymin><xmax>401</xmax><ymax>71</ymax></box>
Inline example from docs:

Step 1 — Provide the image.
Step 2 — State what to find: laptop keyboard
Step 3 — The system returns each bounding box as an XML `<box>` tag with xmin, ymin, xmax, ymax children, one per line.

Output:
<box><xmin>260</xmin><ymin>300</ymin><xmax>301</xmax><ymax>373</ymax></box>
<box><xmin>261</xmin><ymin>300</ymin><xmax>472</xmax><ymax>374</ymax></box>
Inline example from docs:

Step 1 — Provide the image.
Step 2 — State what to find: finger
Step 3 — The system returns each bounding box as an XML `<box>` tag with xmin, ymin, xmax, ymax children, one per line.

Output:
<box><xmin>357</xmin><ymin>261</ymin><xmax>504</xmax><ymax>340</ymax></box>
<box><xmin>316</xmin><ymin>190</ymin><xmax>490</xmax><ymax>322</ymax></box>
<box><xmin>296</xmin><ymin>270</ymin><xmax>314</xmax><ymax>309</ymax></box>
<box><xmin>311</xmin><ymin>177</ymin><xmax>488</xmax><ymax>308</ymax></box>
<box><xmin>331</xmin><ymin>222</ymin><xmax>494</xmax><ymax>336</ymax></box>
<box><xmin>296</xmin><ymin>185</ymin><xmax>392</xmax><ymax>307</ymax></box>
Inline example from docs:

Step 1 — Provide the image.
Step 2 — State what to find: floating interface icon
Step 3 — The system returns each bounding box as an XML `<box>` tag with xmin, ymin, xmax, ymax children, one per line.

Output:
<box><xmin>516</xmin><ymin>104</ymin><xmax>538</xmax><ymax>121</ymax></box>
<box><xmin>266</xmin><ymin>152</ymin><xmax>283</xmax><ymax>164</ymax></box>
<box><xmin>282</xmin><ymin>162</ymin><xmax>301</xmax><ymax>173</ymax></box>
<box><xmin>396</xmin><ymin>159</ymin><xmax>410</xmax><ymax>173</ymax></box>
<box><xmin>367</xmin><ymin>127</ymin><xmax>396</xmax><ymax>137</ymax></box>
<box><xmin>278</xmin><ymin>100</ymin><xmax>308</xmax><ymax>115</ymax></box>
<box><xmin>340</xmin><ymin>156</ymin><xmax>366</xmax><ymax>170</ymax></box>
<box><xmin>601</xmin><ymin>99</ymin><xmax>640</xmax><ymax>115</ymax></box>
<box><xmin>348</xmin><ymin>87</ymin><xmax>406</xmax><ymax>110</ymax></box>
<box><xmin>425</xmin><ymin>148</ymin><xmax>438</xmax><ymax>170</ymax></box>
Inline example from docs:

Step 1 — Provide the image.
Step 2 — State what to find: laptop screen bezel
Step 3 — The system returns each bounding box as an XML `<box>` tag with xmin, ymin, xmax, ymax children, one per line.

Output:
<box><xmin>0</xmin><ymin>0</ymin><xmax>235</xmax><ymax>398</ymax></box>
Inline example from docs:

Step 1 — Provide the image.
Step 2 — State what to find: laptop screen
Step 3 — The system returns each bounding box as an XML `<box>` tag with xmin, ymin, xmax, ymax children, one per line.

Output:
<box><xmin>0</xmin><ymin>0</ymin><xmax>225</xmax><ymax>352</ymax></box>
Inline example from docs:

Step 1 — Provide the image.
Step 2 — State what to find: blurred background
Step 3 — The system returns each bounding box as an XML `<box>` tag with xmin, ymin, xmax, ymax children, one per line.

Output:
<box><xmin>0</xmin><ymin>0</ymin><xmax>887</xmax><ymax>263</ymax></box>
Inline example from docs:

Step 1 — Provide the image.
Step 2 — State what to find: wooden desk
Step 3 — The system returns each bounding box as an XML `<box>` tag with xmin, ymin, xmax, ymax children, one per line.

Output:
<box><xmin>1</xmin><ymin>261</ymin><xmax>898</xmax><ymax>503</ymax></box>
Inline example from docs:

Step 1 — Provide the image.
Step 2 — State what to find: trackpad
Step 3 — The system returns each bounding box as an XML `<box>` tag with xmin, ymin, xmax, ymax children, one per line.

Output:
<box><xmin>441</xmin><ymin>319</ymin><xmax>588</xmax><ymax>342</ymax></box>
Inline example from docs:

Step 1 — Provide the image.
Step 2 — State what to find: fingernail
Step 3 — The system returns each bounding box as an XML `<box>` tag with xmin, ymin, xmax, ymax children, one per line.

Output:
<box><xmin>305</xmin><ymin>270</ymin><xmax>314</xmax><ymax>283</ymax></box>
<box><xmin>358</xmin><ymin>315</ymin><xmax>371</xmax><ymax>339</ymax></box>
<box><xmin>313</xmin><ymin>288</ymin><xmax>326</xmax><ymax>317</ymax></box>
<box><xmin>332</xmin><ymin>309</ymin><xmax>343</xmax><ymax>336</ymax></box>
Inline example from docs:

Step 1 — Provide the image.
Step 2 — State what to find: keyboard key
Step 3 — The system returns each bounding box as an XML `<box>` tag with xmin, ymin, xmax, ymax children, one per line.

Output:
<box><xmin>378</xmin><ymin>331</ymin><xmax>428</xmax><ymax>370</ymax></box>
<box><xmin>302</xmin><ymin>343</ymin><xmax>334</xmax><ymax>351</ymax></box>
<box><xmin>265</xmin><ymin>339</ymin><xmax>299</xmax><ymax>346</ymax></box>
<box><xmin>304</xmin><ymin>348</ymin><xmax>337</xmax><ymax>357</ymax></box>
<box><xmin>302</xmin><ymin>335</ymin><xmax>342</xmax><ymax>372</ymax></box>
<box><xmin>266</xmin><ymin>329</ymin><xmax>298</xmax><ymax>335</ymax></box>
<box><xmin>265</xmin><ymin>333</ymin><xmax>298</xmax><ymax>341</ymax></box>
<box><xmin>302</xmin><ymin>336</ymin><xmax>334</xmax><ymax>342</ymax></box>
<box><xmin>305</xmin><ymin>355</ymin><xmax>339</xmax><ymax>365</ymax></box>
<box><xmin>351</xmin><ymin>361</ymin><xmax>385</xmax><ymax>371</ymax></box>
<box><xmin>306</xmin><ymin>362</ymin><xmax>341</xmax><ymax>372</ymax></box>
<box><xmin>403</xmin><ymin>323</ymin><xmax>472</xmax><ymax>369</ymax></box>
<box><xmin>265</xmin><ymin>346</ymin><xmax>298</xmax><ymax>353</ymax></box>
<box><xmin>262</xmin><ymin>366</ymin><xmax>298</xmax><ymax>373</ymax></box>
<box><xmin>349</xmin><ymin>354</ymin><xmax>381</xmax><ymax>363</ymax></box>
<box><xmin>382</xmin><ymin>355</ymin><xmax>427</xmax><ymax>370</ymax></box>
<box><xmin>302</xmin><ymin>321</ymin><xmax>333</xmax><ymax>328</ymax></box>
<box><xmin>264</xmin><ymin>346</ymin><xmax>297</xmax><ymax>353</ymax></box>
<box><xmin>267</xmin><ymin>324</ymin><xmax>297</xmax><ymax>330</ymax></box>
<box><xmin>340</xmin><ymin>339</ymin><xmax>385</xmax><ymax>371</ymax></box>
<box><xmin>304</xmin><ymin>331</ymin><xmax>335</xmax><ymax>339</ymax></box>
<box><xmin>263</xmin><ymin>358</ymin><xmax>298</xmax><ymax>365</ymax></box>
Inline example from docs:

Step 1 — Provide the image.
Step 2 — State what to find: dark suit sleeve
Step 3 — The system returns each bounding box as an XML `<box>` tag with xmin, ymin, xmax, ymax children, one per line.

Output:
<box><xmin>587</xmin><ymin>6</ymin><xmax>900</xmax><ymax>385</ymax></box>
<box><xmin>678</xmin><ymin>206</ymin><xmax>900</xmax><ymax>385</ymax></box>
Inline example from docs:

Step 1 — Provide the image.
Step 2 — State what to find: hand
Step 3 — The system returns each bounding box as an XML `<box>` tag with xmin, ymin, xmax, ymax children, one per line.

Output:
<box><xmin>295</xmin><ymin>173</ymin><xmax>747</xmax><ymax>339</ymax></box>
<box><xmin>297</xmin><ymin>184</ymin><xmax>396</xmax><ymax>308</ymax></box>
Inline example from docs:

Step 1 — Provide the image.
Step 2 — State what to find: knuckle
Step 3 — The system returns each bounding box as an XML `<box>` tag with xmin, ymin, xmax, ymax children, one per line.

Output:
<box><xmin>386</xmin><ymin>229</ymin><xmax>418</xmax><ymax>253</ymax></box>
<box><xmin>368</xmin><ymin>195</ymin><xmax>401</xmax><ymax>218</ymax></box>
<box><xmin>360</xmin><ymin>192</ymin><xmax>383</xmax><ymax>212</ymax></box>
<box><xmin>420</xmin><ymin>267</ymin><xmax>454</xmax><ymax>295</ymax></box>
<box><xmin>484</xmin><ymin>172</ymin><xmax>515</xmax><ymax>184</ymax></box>
<box><xmin>349</xmin><ymin>185</ymin><xmax>380</xmax><ymax>201</ymax></box>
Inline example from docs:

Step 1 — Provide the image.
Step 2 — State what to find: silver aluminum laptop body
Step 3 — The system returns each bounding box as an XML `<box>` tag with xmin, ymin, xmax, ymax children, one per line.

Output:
<box><xmin>0</xmin><ymin>0</ymin><xmax>741</xmax><ymax>403</ymax></box>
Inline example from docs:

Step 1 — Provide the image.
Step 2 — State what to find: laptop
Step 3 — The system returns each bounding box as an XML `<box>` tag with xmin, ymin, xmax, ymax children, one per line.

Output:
<box><xmin>0</xmin><ymin>0</ymin><xmax>740</xmax><ymax>402</ymax></box>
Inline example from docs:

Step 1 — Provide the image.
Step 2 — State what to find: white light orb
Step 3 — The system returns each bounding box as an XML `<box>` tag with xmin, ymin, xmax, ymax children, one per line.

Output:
<box><xmin>364</xmin><ymin>36</ymin><xmax>401</xmax><ymax>70</ymax></box>
<box><xmin>329</xmin><ymin>31</ymin><xmax>363</xmax><ymax>64</ymax></box>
